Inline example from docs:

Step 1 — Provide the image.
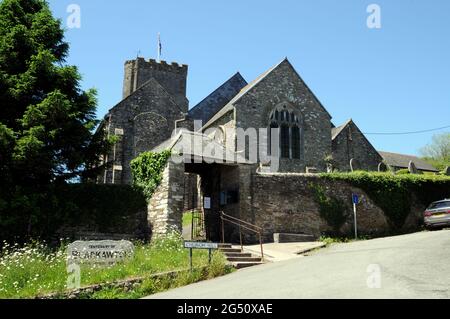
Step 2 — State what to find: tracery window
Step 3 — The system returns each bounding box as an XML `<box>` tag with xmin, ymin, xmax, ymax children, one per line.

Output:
<box><xmin>268</xmin><ymin>104</ymin><xmax>302</xmax><ymax>159</ymax></box>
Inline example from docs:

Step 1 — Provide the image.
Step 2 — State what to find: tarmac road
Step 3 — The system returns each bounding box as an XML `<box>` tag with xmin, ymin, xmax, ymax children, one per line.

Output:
<box><xmin>145</xmin><ymin>229</ymin><xmax>450</xmax><ymax>299</ymax></box>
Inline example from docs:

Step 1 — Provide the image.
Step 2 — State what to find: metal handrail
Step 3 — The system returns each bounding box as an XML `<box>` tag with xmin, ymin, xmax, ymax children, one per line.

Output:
<box><xmin>221</xmin><ymin>213</ymin><xmax>263</xmax><ymax>232</ymax></box>
<box><xmin>220</xmin><ymin>211</ymin><xmax>264</xmax><ymax>260</ymax></box>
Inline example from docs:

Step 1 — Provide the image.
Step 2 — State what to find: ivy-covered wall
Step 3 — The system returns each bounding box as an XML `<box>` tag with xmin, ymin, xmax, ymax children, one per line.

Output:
<box><xmin>146</xmin><ymin>161</ymin><xmax>185</xmax><ymax>237</ymax></box>
<box><xmin>252</xmin><ymin>172</ymin><xmax>450</xmax><ymax>240</ymax></box>
<box><xmin>319</xmin><ymin>172</ymin><xmax>450</xmax><ymax>230</ymax></box>
<box><xmin>130</xmin><ymin>150</ymin><xmax>185</xmax><ymax>237</ymax></box>
<box><xmin>130</xmin><ymin>150</ymin><xmax>171</xmax><ymax>201</ymax></box>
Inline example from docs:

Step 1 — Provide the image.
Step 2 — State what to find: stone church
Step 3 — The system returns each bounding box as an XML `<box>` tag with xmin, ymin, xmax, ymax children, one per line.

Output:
<box><xmin>98</xmin><ymin>57</ymin><xmax>383</xmax><ymax>185</ymax></box>
<box><xmin>96</xmin><ymin>56</ymin><xmax>420</xmax><ymax>241</ymax></box>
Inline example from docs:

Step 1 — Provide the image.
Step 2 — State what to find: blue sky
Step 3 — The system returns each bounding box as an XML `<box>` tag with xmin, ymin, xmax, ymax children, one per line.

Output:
<box><xmin>47</xmin><ymin>0</ymin><xmax>450</xmax><ymax>156</ymax></box>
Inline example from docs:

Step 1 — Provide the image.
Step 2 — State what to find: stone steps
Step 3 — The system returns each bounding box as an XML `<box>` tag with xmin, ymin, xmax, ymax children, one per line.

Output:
<box><xmin>224</xmin><ymin>252</ymin><xmax>253</xmax><ymax>258</ymax></box>
<box><xmin>219</xmin><ymin>248</ymin><xmax>242</xmax><ymax>253</ymax></box>
<box><xmin>219</xmin><ymin>244</ymin><xmax>265</xmax><ymax>269</ymax></box>
<box><xmin>226</xmin><ymin>256</ymin><xmax>262</xmax><ymax>263</ymax></box>
<box><xmin>231</xmin><ymin>261</ymin><xmax>265</xmax><ymax>269</ymax></box>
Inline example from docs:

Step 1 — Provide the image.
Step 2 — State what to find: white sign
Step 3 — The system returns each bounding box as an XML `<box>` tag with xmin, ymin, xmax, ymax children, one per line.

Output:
<box><xmin>204</xmin><ymin>197</ymin><xmax>211</xmax><ymax>209</ymax></box>
<box><xmin>184</xmin><ymin>241</ymin><xmax>218</xmax><ymax>250</ymax></box>
<box><xmin>67</xmin><ymin>240</ymin><xmax>134</xmax><ymax>266</ymax></box>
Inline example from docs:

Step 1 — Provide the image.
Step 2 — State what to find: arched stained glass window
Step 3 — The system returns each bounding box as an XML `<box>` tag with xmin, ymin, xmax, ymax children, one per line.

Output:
<box><xmin>268</xmin><ymin>105</ymin><xmax>303</xmax><ymax>160</ymax></box>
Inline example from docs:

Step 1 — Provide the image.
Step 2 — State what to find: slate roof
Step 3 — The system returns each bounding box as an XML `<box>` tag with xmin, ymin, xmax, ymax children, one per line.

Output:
<box><xmin>188</xmin><ymin>73</ymin><xmax>247</xmax><ymax>125</ymax></box>
<box><xmin>202</xmin><ymin>58</ymin><xmax>332</xmax><ymax>129</ymax></box>
<box><xmin>331</xmin><ymin>119</ymin><xmax>353</xmax><ymax>140</ymax></box>
<box><xmin>378</xmin><ymin>151</ymin><xmax>439</xmax><ymax>172</ymax></box>
<box><xmin>202</xmin><ymin>59</ymin><xmax>286</xmax><ymax>128</ymax></box>
<box><xmin>152</xmin><ymin>130</ymin><xmax>249</xmax><ymax>164</ymax></box>
<box><xmin>106</xmin><ymin>77</ymin><xmax>185</xmax><ymax>116</ymax></box>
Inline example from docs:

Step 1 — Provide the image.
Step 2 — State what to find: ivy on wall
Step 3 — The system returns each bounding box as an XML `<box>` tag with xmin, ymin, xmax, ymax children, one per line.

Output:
<box><xmin>319</xmin><ymin>172</ymin><xmax>450</xmax><ymax>229</ymax></box>
<box><xmin>309</xmin><ymin>183</ymin><xmax>348</xmax><ymax>233</ymax></box>
<box><xmin>130</xmin><ymin>150</ymin><xmax>172</xmax><ymax>201</ymax></box>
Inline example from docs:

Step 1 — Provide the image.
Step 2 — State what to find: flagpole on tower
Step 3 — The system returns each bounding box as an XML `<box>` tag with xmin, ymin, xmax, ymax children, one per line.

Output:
<box><xmin>157</xmin><ymin>32</ymin><xmax>161</xmax><ymax>62</ymax></box>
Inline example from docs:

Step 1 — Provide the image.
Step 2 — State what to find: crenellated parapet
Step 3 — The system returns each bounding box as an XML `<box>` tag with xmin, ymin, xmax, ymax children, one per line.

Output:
<box><xmin>122</xmin><ymin>57</ymin><xmax>188</xmax><ymax>110</ymax></box>
<box><xmin>124</xmin><ymin>58</ymin><xmax>188</xmax><ymax>75</ymax></box>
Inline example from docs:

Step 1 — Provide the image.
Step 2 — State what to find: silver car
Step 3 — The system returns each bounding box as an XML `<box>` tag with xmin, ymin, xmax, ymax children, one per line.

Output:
<box><xmin>424</xmin><ymin>200</ymin><xmax>450</xmax><ymax>229</ymax></box>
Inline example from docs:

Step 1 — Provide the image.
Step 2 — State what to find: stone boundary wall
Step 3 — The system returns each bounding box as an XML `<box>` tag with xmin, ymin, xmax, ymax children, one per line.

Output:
<box><xmin>35</xmin><ymin>268</ymin><xmax>205</xmax><ymax>299</ymax></box>
<box><xmin>252</xmin><ymin>173</ymin><xmax>424</xmax><ymax>241</ymax></box>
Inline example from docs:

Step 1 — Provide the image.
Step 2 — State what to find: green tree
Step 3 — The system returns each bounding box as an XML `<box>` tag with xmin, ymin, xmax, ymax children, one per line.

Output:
<box><xmin>420</xmin><ymin>133</ymin><xmax>450</xmax><ymax>171</ymax></box>
<box><xmin>0</xmin><ymin>0</ymin><xmax>112</xmax><ymax>239</ymax></box>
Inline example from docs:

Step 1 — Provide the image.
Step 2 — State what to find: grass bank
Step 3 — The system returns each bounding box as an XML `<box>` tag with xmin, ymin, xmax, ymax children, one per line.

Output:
<box><xmin>0</xmin><ymin>232</ymin><xmax>232</xmax><ymax>299</ymax></box>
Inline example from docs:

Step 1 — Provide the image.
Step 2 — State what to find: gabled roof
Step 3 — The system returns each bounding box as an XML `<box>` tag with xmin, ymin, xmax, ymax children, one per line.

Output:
<box><xmin>378</xmin><ymin>151</ymin><xmax>439</xmax><ymax>172</ymax></box>
<box><xmin>332</xmin><ymin>119</ymin><xmax>353</xmax><ymax>140</ymax></box>
<box><xmin>202</xmin><ymin>59</ymin><xmax>286</xmax><ymax>128</ymax></box>
<box><xmin>152</xmin><ymin>130</ymin><xmax>248</xmax><ymax>164</ymax></box>
<box><xmin>203</xmin><ymin>58</ymin><xmax>332</xmax><ymax>128</ymax></box>
<box><xmin>106</xmin><ymin>77</ymin><xmax>185</xmax><ymax>115</ymax></box>
<box><xmin>332</xmin><ymin>119</ymin><xmax>383</xmax><ymax>163</ymax></box>
<box><xmin>188</xmin><ymin>73</ymin><xmax>247</xmax><ymax>124</ymax></box>
<box><xmin>225</xmin><ymin>59</ymin><xmax>286</xmax><ymax>107</ymax></box>
<box><xmin>96</xmin><ymin>77</ymin><xmax>185</xmax><ymax>135</ymax></box>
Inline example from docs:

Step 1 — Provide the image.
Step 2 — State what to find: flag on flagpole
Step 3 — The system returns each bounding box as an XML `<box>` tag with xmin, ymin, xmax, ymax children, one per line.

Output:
<box><xmin>157</xmin><ymin>33</ymin><xmax>162</xmax><ymax>61</ymax></box>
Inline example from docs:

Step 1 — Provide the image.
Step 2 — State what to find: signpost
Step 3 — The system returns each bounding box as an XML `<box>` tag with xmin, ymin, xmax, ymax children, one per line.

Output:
<box><xmin>352</xmin><ymin>194</ymin><xmax>359</xmax><ymax>240</ymax></box>
<box><xmin>184</xmin><ymin>241</ymin><xmax>219</xmax><ymax>272</ymax></box>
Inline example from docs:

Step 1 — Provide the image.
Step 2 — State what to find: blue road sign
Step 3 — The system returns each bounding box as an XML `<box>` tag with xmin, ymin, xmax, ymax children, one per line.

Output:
<box><xmin>352</xmin><ymin>194</ymin><xmax>359</xmax><ymax>205</ymax></box>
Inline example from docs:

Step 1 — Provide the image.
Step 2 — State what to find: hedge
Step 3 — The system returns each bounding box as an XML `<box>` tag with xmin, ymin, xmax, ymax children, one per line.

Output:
<box><xmin>0</xmin><ymin>183</ymin><xmax>147</xmax><ymax>243</ymax></box>
<box><xmin>319</xmin><ymin>171</ymin><xmax>450</xmax><ymax>229</ymax></box>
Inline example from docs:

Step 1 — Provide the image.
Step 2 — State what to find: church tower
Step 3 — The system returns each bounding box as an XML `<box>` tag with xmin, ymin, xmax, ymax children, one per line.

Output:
<box><xmin>96</xmin><ymin>57</ymin><xmax>189</xmax><ymax>185</ymax></box>
<box><xmin>122</xmin><ymin>57</ymin><xmax>189</xmax><ymax>112</ymax></box>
